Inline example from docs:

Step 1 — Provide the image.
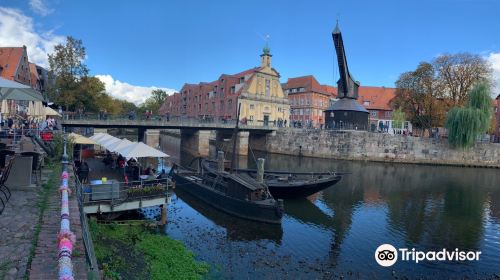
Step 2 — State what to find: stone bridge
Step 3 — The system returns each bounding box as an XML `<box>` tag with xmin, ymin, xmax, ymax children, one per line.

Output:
<box><xmin>61</xmin><ymin>118</ymin><xmax>277</xmax><ymax>156</ymax></box>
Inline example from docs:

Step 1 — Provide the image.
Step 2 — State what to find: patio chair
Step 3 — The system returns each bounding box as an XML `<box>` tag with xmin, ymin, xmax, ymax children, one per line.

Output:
<box><xmin>0</xmin><ymin>157</ymin><xmax>15</xmax><ymax>215</ymax></box>
<box><xmin>0</xmin><ymin>149</ymin><xmax>15</xmax><ymax>169</ymax></box>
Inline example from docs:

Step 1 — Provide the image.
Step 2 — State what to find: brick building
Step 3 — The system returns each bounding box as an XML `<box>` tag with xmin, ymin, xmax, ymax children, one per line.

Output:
<box><xmin>282</xmin><ymin>75</ymin><xmax>335</xmax><ymax>128</ymax></box>
<box><xmin>357</xmin><ymin>86</ymin><xmax>411</xmax><ymax>132</ymax></box>
<box><xmin>0</xmin><ymin>46</ymin><xmax>32</xmax><ymax>86</ymax></box>
<box><xmin>160</xmin><ymin>48</ymin><xmax>289</xmax><ymax>126</ymax></box>
<box><xmin>283</xmin><ymin>75</ymin><xmax>411</xmax><ymax>132</ymax></box>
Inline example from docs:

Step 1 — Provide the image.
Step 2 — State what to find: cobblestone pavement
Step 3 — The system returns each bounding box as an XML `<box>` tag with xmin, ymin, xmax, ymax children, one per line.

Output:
<box><xmin>29</xmin><ymin>168</ymin><xmax>88</xmax><ymax>280</ymax></box>
<box><xmin>0</xmin><ymin>189</ymin><xmax>39</xmax><ymax>279</ymax></box>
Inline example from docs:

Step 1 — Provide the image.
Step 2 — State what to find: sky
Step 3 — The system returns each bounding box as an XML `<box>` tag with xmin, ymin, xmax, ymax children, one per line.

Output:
<box><xmin>0</xmin><ymin>0</ymin><xmax>499</xmax><ymax>103</ymax></box>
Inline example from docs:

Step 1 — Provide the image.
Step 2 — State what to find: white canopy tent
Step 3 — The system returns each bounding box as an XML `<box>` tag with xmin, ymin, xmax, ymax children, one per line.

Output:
<box><xmin>100</xmin><ymin>137</ymin><xmax>122</xmax><ymax>150</ymax></box>
<box><xmin>114</xmin><ymin>142</ymin><xmax>169</xmax><ymax>159</ymax></box>
<box><xmin>90</xmin><ymin>133</ymin><xmax>117</xmax><ymax>144</ymax></box>
<box><xmin>105</xmin><ymin>138</ymin><xmax>133</xmax><ymax>153</ymax></box>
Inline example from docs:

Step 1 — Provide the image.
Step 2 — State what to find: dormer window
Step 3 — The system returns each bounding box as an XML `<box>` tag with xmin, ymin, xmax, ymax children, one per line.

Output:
<box><xmin>364</xmin><ymin>101</ymin><xmax>370</xmax><ymax>106</ymax></box>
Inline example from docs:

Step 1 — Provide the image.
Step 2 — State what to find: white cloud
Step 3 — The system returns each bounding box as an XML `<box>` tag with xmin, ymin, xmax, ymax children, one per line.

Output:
<box><xmin>0</xmin><ymin>7</ymin><xmax>64</xmax><ymax>67</ymax></box>
<box><xmin>96</xmin><ymin>74</ymin><xmax>177</xmax><ymax>105</ymax></box>
<box><xmin>488</xmin><ymin>52</ymin><xmax>500</xmax><ymax>98</ymax></box>
<box><xmin>29</xmin><ymin>0</ymin><xmax>53</xmax><ymax>16</ymax></box>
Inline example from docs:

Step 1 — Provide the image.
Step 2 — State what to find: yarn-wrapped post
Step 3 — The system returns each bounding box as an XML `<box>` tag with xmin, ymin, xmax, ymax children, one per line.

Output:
<box><xmin>58</xmin><ymin>136</ymin><xmax>75</xmax><ymax>280</ymax></box>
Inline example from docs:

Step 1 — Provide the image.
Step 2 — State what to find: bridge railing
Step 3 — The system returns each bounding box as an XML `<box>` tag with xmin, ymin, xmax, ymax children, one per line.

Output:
<box><xmin>62</xmin><ymin>114</ymin><xmax>279</xmax><ymax>130</ymax></box>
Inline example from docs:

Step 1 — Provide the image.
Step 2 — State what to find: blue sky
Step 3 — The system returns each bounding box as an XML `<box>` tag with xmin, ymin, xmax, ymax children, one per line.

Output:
<box><xmin>1</xmin><ymin>0</ymin><xmax>499</xmax><ymax>102</ymax></box>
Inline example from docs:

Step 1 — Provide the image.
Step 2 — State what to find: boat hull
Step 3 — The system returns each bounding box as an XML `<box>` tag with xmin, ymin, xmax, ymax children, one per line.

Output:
<box><xmin>266</xmin><ymin>175</ymin><xmax>342</xmax><ymax>199</ymax></box>
<box><xmin>171</xmin><ymin>171</ymin><xmax>283</xmax><ymax>224</ymax></box>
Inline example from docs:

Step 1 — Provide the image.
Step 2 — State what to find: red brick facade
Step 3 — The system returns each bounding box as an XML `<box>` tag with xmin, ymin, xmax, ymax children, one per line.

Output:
<box><xmin>282</xmin><ymin>76</ymin><xmax>334</xmax><ymax>128</ymax></box>
<box><xmin>0</xmin><ymin>46</ymin><xmax>32</xmax><ymax>86</ymax></box>
<box><xmin>160</xmin><ymin>68</ymin><xmax>258</xmax><ymax>120</ymax></box>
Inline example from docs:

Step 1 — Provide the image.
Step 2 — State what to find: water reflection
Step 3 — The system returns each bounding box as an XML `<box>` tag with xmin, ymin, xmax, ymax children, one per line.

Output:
<box><xmin>160</xmin><ymin>134</ymin><xmax>500</xmax><ymax>278</ymax></box>
<box><xmin>175</xmin><ymin>189</ymin><xmax>283</xmax><ymax>243</ymax></box>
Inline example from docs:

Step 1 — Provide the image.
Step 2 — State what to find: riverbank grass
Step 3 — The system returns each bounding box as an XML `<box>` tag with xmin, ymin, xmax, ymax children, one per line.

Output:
<box><xmin>89</xmin><ymin>221</ymin><xmax>209</xmax><ymax>279</ymax></box>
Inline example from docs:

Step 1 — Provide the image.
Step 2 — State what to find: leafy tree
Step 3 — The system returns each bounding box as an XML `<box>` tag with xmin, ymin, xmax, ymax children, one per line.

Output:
<box><xmin>47</xmin><ymin>36</ymin><xmax>89</xmax><ymax>104</ymax></box>
<box><xmin>433</xmin><ymin>53</ymin><xmax>491</xmax><ymax>106</ymax></box>
<box><xmin>140</xmin><ymin>89</ymin><xmax>168</xmax><ymax>114</ymax></box>
<box><xmin>392</xmin><ymin>62</ymin><xmax>445</xmax><ymax>135</ymax></box>
<box><xmin>445</xmin><ymin>83</ymin><xmax>493</xmax><ymax>148</ymax></box>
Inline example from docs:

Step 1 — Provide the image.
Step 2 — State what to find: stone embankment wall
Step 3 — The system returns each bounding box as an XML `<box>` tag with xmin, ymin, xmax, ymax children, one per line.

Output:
<box><xmin>257</xmin><ymin>129</ymin><xmax>500</xmax><ymax>168</ymax></box>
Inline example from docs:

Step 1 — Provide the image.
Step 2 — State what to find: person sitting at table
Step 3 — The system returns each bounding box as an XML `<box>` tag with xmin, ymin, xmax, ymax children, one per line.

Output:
<box><xmin>147</xmin><ymin>169</ymin><xmax>156</xmax><ymax>180</ymax></box>
<box><xmin>143</xmin><ymin>166</ymin><xmax>151</xmax><ymax>176</ymax></box>
<box><xmin>79</xmin><ymin>161</ymin><xmax>90</xmax><ymax>184</ymax></box>
<box><xmin>156</xmin><ymin>169</ymin><xmax>167</xmax><ymax>179</ymax></box>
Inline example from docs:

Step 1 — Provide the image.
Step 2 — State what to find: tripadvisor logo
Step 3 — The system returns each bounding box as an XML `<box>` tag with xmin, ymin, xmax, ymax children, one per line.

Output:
<box><xmin>375</xmin><ymin>244</ymin><xmax>481</xmax><ymax>267</ymax></box>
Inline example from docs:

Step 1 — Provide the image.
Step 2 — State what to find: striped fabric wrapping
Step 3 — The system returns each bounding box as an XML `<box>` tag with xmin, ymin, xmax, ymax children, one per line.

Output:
<box><xmin>58</xmin><ymin>170</ymin><xmax>74</xmax><ymax>280</ymax></box>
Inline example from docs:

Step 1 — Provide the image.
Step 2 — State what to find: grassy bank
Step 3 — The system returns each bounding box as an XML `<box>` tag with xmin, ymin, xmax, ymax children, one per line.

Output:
<box><xmin>89</xmin><ymin>221</ymin><xmax>209</xmax><ymax>280</ymax></box>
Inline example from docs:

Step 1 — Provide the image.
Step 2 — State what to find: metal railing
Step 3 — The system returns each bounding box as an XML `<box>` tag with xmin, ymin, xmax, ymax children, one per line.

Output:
<box><xmin>80</xmin><ymin>178</ymin><xmax>170</xmax><ymax>206</ymax></box>
<box><xmin>62</xmin><ymin>115</ymin><xmax>278</xmax><ymax>131</ymax></box>
<box><xmin>73</xmin><ymin>165</ymin><xmax>100</xmax><ymax>278</ymax></box>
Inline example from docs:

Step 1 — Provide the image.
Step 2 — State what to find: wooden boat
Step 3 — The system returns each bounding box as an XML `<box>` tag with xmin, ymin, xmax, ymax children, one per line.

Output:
<box><xmin>203</xmin><ymin>160</ymin><xmax>343</xmax><ymax>199</ymax></box>
<box><xmin>170</xmin><ymin>162</ymin><xmax>283</xmax><ymax>224</ymax></box>
<box><xmin>169</xmin><ymin>104</ymin><xmax>284</xmax><ymax>223</ymax></box>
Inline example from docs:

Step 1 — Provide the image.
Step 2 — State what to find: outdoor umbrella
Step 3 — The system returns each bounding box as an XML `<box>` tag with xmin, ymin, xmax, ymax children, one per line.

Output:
<box><xmin>105</xmin><ymin>138</ymin><xmax>133</xmax><ymax>153</ymax></box>
<box><xmin>68</xmin><ymin>132</ymin><xmax>98</xmax><ymax>145</ymax></box>
<box><xmin>115</xmin><ymin>142</ymin><xmax>169</xmax><ymax>159</ymax></box>
<box><xmin>0</xmin><ymin>87</ymin><xmax>44</xmax><ymax>102</ymax></box>
<box><xmin>69</xmin><ymin>132</ymin><xmax>100</xmax><ymax>160</ymax></box>
<box><xmin>44</xmin><ymin>106</ymin><xmax>61</xmax><ymax>116</ymax></box>
<box><xmin>0</xmin><ymin>77</ymin><xmax>30</xmax><ymax>89</ymax></box>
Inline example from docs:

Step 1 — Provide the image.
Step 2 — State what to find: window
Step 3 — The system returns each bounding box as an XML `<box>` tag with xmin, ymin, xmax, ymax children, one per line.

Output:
<box><xmin>240</xmin><ymin>77</ymin><xmax>245</xmax><ymax>83</ymax></box>
<box><xmin>404</xmin><ymin>122</ymin><xmax>409</xmax><ymax>129</ymax></box>
<box><xmin>250</xmin><ymin>104</ymin><xmax>255</xmax><ymax>110</ymax></box>
<box><xmin>370</xmin><ymin>111</ymin><xmax>377</xmax><ymax>117</ymax></box>
<box><xmin>265</xmin><ymin>79</ymin><xmax>270</xmax><ymax>96</ymax></box>
<box><xmin>305</xmin><ymin>109</ymin><xmax>310</xmax><ymax>115</ymax></box>
<box><xmin>306</xmin><ymin>99</ymin><xmax>310</xmax><ymax>105</ymax></box>
<box><xmin>230</xmin><ymin>86</ymin><xmax>235</xmax><ymax>94</ymax></box>
<box><xmin>292</xmin><ymin>88</ymin><xmax>297</xmax><ymax>93</ymax></box>
<box><xmin>249</xmin><ymin>115</ymin><xmax>254</xmax><ymax>120</ymax></box>
<box><xmin>385</xmin><ymin>111</ymin><xmax>392</xmax><ymax>118</ymax></box>
<box><xmin>228</xmin><ymin>99</ymin><xmax>232</xmax><ymax>108</ymax></box>
<box><xmin>299</xmin><ymin>109</ymin><xmax>303</xmax><ymax>115</ymax></box>
<box><xmin>299</xmin><ymin>87</ymin><xmax>305</xmax><ymax>92</ymax></box>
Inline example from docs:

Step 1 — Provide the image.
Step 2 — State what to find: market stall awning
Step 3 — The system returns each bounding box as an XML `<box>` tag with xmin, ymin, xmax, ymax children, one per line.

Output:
<box><xmin>90</xmin><ymin>133</ymin><xmax>116</xmax><ymax>144</ymax></box>
<box><xmin>105</xmin><ymin>138</ymin><xmax>133</xmax><ymax>152</ymax></box>
<box><xmin>115</xmin><ymin>142</ymin><xmax>169</xmax><ymax>159</ymax></box>
<box><xmin>100</xmin><ymin>137</ymin><xmax>122</xmax><ymax>150</ymax></box>
<box><xmin>68</xmin><ymin>133</ymin><xmax>98</xmax><ymax>145</ymax></box>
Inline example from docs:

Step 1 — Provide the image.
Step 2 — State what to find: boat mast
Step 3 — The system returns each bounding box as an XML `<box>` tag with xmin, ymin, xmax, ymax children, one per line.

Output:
<box><xmin>230</xmin><ymin>103</ymin><xmax>241</xmax><ymax>172</ymax></box>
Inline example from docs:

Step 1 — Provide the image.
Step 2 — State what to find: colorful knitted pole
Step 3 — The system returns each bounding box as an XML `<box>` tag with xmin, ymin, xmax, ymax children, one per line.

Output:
<box><xmin>58</xmin><ymin>137</ymin><xmax>75</xmax><ymax>280</ymax></box>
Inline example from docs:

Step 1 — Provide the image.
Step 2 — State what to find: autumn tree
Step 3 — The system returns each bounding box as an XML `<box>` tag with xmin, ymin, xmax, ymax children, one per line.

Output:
<box><xmin>392</xmin><ymin>62</ymin><xmax>445</xmax><ymax>135</ymax></box>
<box><xmin>433</xmin><ymin>53</ymin><xmax>491</xmax><ymax>106</ymax></box>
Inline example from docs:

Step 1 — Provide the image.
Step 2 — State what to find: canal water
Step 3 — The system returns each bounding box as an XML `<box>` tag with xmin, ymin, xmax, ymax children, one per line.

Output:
<box><xmin>159</xmin><ymin>134</ymin><xmax>500</xmax><ymax>279</ymax></box>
